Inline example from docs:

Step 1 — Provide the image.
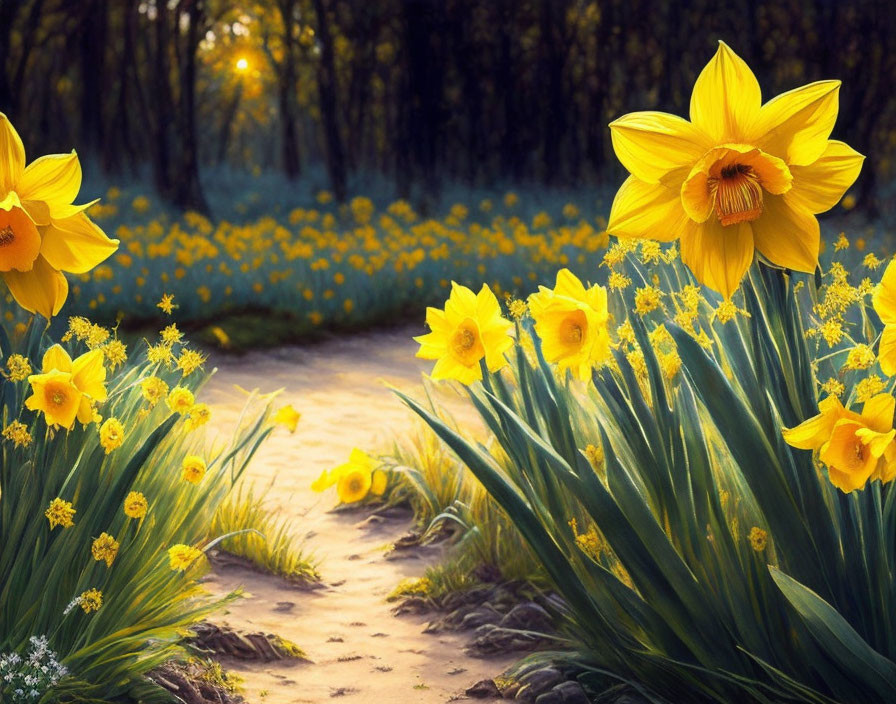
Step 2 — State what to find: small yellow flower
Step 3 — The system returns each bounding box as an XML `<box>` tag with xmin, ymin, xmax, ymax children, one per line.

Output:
<box><xmin>607</xmin><ymin>271</ymin><xmax>631</xmax><ymax>290</ymax></box>
<box><xmin>748</xmin><ymin>527</ymin><xmax>767</xmax><ymax>552</ymax></box>
<box><xmin>844</xmin><ymin>344</ymin><xmax>875</xmax><ymax>371</ymax></box>
<box><xmin>633</xmin><ymin>285</ymin><xmax>663</xmax><ymax>315</ymax></box>
<box><xmin>414</xmin><ymin>283</ymin><xmax>514</xmax><ymax>385</ymax></box>
<box><xmin>102</xmin><ymin>339</ymin><xmax>127</xmax><ymax>369</ymax></box>
<box><xmin>834</xmin><ymin>232</ymin><xmax>849</xmax><ymax>251</ymax></box>
<box><xmin>856</xmin><ymin>376</ymin><xmax>886</xmax><ymax>403</ymax></box>
<box><xmin>80</xmin><ymin>588</ymin><xmax>103</xmax><ymax>614</ymax></box>
<box><xmin>157</xmin><ymin>293</ymin><xmax>176</xmax><ymax>314</ymax></box>
<box><xmin>177</xmin><ymin>349</ymin><xmax>205</xmax><ymax>376</ymax></box>
<box><xmin>147</xmin><ymin>343</ymin><xmax>174</xmax><ymax>365</ymax></box>
<box><xmin>45</xmin><ymin>497</ymin><xmax>76</xmax><ymax>529</ymax></box>
<box><xmin>507</xmin><ymin>298</ymin><xmax>528</xmax><ymax>320</ymax></box>
<box><xmin>166</xmin><ymin>386</ymin><xmax>195</xmax><ymax>415</ymax></box>
<box><xmin>91</xmin><ymin>533</ymin><xmax>119</xmax><ymax>567</ymax></box>
<box><xmin>820</xmin><ymin>378</ymin><xmax>845</xmax><ymax>397</ymax></box>
<box><xmin>140</xmin><ymin>376</ymin><xmax>169</xmax><ymax>406</ymax></box>
<box><xmin>863</xmin><ymin>253</ymin><xmax>883</xmax><ymax>270</ymax></box>
<box><xmin>185</xmin><ymin>402</ymin><xmax>211</xmax><ymax>431</ymax></box>
<box><xmin>273</xmin><ymin>404</ymin><xmax>301</xmax><ymax>433</ymax></box>
<box><xmin>160</xmin><ymin>324</ymin><xmax>183</xmax><ymax>346</ymax></box>
<box><xmin>124</xmin><ymin>491</ymin><xmax>148</xmax><ymax>519</ymax></box>
<box><xmin>99</xmin><ymin>417</ymin><xmax>124</xmax><ymax>454</ymax></box>
<box><xmin>714</xmin><ymin>299</ymin><xmax>746</xmax><ymax>324</ymax></box>
<box><xmin>5</xmin><ymin>354</ymin><xmax>31</xmax><ymax>381</ymax></box>
<box><xmin>168</xmin><ymin>544</ymin><xmax>203</xmax><ymax>571</ymax></box>
<box><xmin>181</xmin><ymin>455</ymin><xmax>207</xmax><ymax>484</ymax></box>
<box><xmin>2</xmin><ymin>420</ymin><xmax>32</xmax><ymax>447</ymax></box>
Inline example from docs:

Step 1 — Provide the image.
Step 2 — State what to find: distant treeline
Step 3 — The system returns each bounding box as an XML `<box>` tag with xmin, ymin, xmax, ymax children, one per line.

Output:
<box><xmin>1</xmin><ymin>0</ymin><xmax>893</xmax><ymax>211</ymax></box>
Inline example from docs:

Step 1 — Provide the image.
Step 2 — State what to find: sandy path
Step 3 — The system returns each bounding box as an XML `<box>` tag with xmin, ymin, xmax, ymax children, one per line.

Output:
<box><xmin>201</xmin><ymin>326</ymin><xmax>515</xmax><ymax>704</ymax></box>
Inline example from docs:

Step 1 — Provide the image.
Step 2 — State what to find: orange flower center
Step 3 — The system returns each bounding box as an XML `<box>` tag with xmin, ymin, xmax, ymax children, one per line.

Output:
<box><xmin>51</xmin><ymin>389</ymin><xmax>67</xmax><ymax>406</ymax></box>
<box><xmin>708</xmin><ymin>163</ymin><xmax>763</xmax><ymax>226</ymax></box>
<box><xmin>451</xmin><ymin>319</ymin><xmax>484</xmax><ymax>364</ymax></box>
<box><xmin>0</xmin><ymin>207</ymin><xmax>42</xmax><ymax>272</ymax></box>
<box><xmin>0</xmin><ymin>225</ymin><xmax>13</xmax><ymax>246</ymax></box>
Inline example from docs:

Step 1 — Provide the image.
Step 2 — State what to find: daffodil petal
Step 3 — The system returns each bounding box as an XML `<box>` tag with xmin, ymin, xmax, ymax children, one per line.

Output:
<box><xmin>679</xmin><ymin>219</ymin><xmax>754</xmax><ymax>299</ymax></box>
<box><xmin>783</xmin><ymin>410</ymin><xmax>837</xmax><ymax>450</ymax></box>
<box><xmin>750</xmin><ymin>195</ymin><xmax>819</xmax><ymax>274</ymax></box>
<box><xmin>879</xmin><ymin>325</ymin><xmax>896</xmax><ymax>377</ymax></box>
<box><xmin>689</xmin><ymin>41</ymin><xmax>761</xmax><ymax>142</ymax></box>
<box><xmin>72</xmin><ymin>349</ymin><xmax>108</xmax><ymax>401</ymax></box>
<box><xmin>787</xmin><ymin>140</ymin><xmax>864</xmax><ymax>214</ymax></box>
<box><xmin>861</xmin><ymin>394</ymin><xmax>896</xmax><ymax>434</ymax></box>
<box><xmin>2</xmin><ymin>254</ymin><xmax>68</xmax><ymax>318</ymax></box>
<box><xmin>873</xmin><ymin>261</ymin><xmax>896</xmax><ymax>325</ymax></box>
<box><xmin>42</xmin><ymin>345</ymin><xmax>73</xmax><ymax>374</ymax></box>
<box><xmin>609</xmin><ymin>111</ymin><xmax>711</xmax><ymax>184</ymax></box>
<box><xmin>0</xmin><ymin>114</ymin><xmax>25</xmax><ymax>193</ymax></box>
<box><xmin>17</xmin><ymin>151</ymin><xmax>82</xmax><ymax>213</ymax></box>
<box><xmin>753</xmin><ymin>80</ymin><xmax>841</xmax><ymax>166</ymax></box>
<box><xmin>0</xmin><ymin>206</ymin><xmax>41</xmax><ymax>272</ymax></box>
<box><xmin>607</xmin><ymin>176</ymin><xmax>687</xmax><ymax>241</ymax></box>
<box><xmin>40</xmin><ymin>212</ymin><xmax>119</xmax><ymax>274</ymax></box>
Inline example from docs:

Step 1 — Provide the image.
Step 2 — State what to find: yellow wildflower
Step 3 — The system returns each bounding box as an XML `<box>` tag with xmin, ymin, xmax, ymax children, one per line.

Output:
<box><xmin>633</xmin><ymin>285</ymin><xmax>663</xmax><ymax>315</ymax></box>
<box><xmin>160</xmin><ymin>324</ymin><xmax>183</xmax><ymax>346</ymax></box>
<box><xmin>820</xmin><ymin>378</ymin><xmax>845</xmax><ymax>397</ymax></box>
<box><xmin>2</xmin><ymin>420</ymin><xmax>31</xmax><ymax>447</ymax></box>
<box><xmin>177</xmin><ymin>349</ymin><xmax>205</xmax><ymax>376</ymax></box>
<box><xmin>607</xmin><ymin>271</ymin><xmax>631</xmax><ymax>290</ymax></box>
<box><xmin>157</xmin><ymin>293</ymin><xmax>176</xmax><ymax>314</ymax></box>
<box><xmin>99</xmin><ymin>417</ymin><xmax>124</xmax><ymax>454</ymax></box>
<box><xmin>102</xmin><ymin>339</ymin><xmax>127</xmax><ymax>369</ymax></box>
<box><xmin>834</xmin><ymin>232</ymin><xmax>849</xmax><ymax>251</ymax></box>
<box><xmin>45</xmin><ymin>497</ymin><xmax>76</xmax><ymax>529</ymax></box>
<box><xmin>146</xmin><ymin>343</ymin><xmax>173</xmax><ymax>366</ymax></box>
<box><xmin>168</xmin><ymin>544</ymin><xmax>203</xmax><ymax>572</ymax></box>
<box><xmin>166</xmin><ymin>386</ymin><xmax>195</xmax><ymax>415</ymax></box>
<box><xmin>185</xmin><ymin>402</ymin><xmax>211</xmax><ymax>431</ymax></box>
<box><xmin>845</xmin><ymin>344</ymin><xmax>875</xmax><ymax>371</ymax></box>
<box><xmin>91</xmin><ymin>533</ymin><xmax>119</xmax><ymax>567</ymax></box>
<box><xmin>5</xmin><ymin>353</ymin><xmax>31</xmax><ymax>381</ymax></box>
<box><xmin>748</xmin><ymin>527</ymin><xmax>767</xmax><ymax>552</ymax></box>
<box><xmin>79</xmin><ymin>589</ymin><xmax>103</xmax><ymax>614</ymax></box>
<box><xmin>856</xmin><ymin>375</ymin><xmax>886</xmax><ymax>403</ymax></box>
<box><xmin>123</xmin><ymin>491</ymin><xmax>147</xmax><ymax>519</ymax></box>
<box><xmin>181</xmin><ymin>455</ymin><xmax>207</xmax><ymax>484</ymax></box>
<box><xmin>140</xmin><ymin>376</ymin><xmax>168</xmax><ymax>406</ymax></box>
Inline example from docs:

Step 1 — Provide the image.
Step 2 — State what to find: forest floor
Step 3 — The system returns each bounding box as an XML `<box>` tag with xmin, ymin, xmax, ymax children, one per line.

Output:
<box><xmin>201</xmin><ymin>326</ymin><xmax>514</xmax><ymax>704</ymax></box>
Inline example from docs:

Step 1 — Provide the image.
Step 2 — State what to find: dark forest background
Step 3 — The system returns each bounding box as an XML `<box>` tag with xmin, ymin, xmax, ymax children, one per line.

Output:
<box><xmin>1</xmin><ymin>0</ymin><xmax>893</xmax><ymax>214</ymax></box>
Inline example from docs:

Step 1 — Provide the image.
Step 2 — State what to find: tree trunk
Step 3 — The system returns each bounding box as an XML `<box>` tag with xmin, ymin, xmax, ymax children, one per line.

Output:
<box><xmin>312</xmin><ymin>0</ymin><xmax>347</xmax><ymax>202</ymax></box>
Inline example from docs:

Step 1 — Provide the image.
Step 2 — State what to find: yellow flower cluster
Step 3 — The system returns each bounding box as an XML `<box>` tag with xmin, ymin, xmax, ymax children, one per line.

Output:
<box><xmin>312</xmin><ymin>448</ymin><xmax>388</xmax><ymax>504</ymax></box>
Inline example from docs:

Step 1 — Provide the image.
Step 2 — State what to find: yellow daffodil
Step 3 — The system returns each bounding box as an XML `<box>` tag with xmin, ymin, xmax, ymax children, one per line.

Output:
<box><xmin>415</xmin><ymin>282</ymin><xmax>513</xmax><ymax>384</ymax></box>
<box><xmin>338</xmin><ymin>466</ymin><xmax>373</xmax><ymax>504</ymax></box>
<box><xmin>124</xmin><ymin>491</ymin><xmax>148</xmax><ymax>519</ymax></box>
<box><xmin>312</xmin><ymin>448</ymin><xmax>380</xmax><ymax>504</ymax></box>
<box><xmin>872</xmin><ymin>259</ymin><xmax>896</xmax><ymax>376</ymax></box>
<box><xmin>181</xmin><ymin>455</ymin><xmax>207</xmax><ymax>484</ymax></box>
<box><xmin>0</xmin><ymin>113</ymin><xmax>118</xmax><ymax>316</ymax></box>
<box><xmin>607</xmin><ymin>42</ymin><xmax>863</xmax><ymax>298</ymax></box>
<box><xmin>25</xmin><ymin>344</ymin><xmax>107</xmax><ymax>429</ymax></box>
<box><xmin>783</xmin><ymin>394</ymin><xmax>896</xmax><ymax>492</ymax></box>
<box><xmin>528</xmin><ymin>268</ymin><xmax>610</xmax><ymax>381</ymax></box>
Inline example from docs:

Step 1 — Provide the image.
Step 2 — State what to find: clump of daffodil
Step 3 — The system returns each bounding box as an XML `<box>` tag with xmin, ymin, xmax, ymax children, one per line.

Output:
<box><xmin>528</xmin><ymin>268</ymin><xmax>610</xmax><ymax>381</ymax></box>
<box><xmin>0</xmin><ymin>113</ymin><xmax>118</xmax><ymax>316</ymax></box>
<box><xmin>783</xmin><ymin>394</ymin><xmax>896</xmax><ymax>493</ymax></box>
<box><xmin>607</xmin><ymin>42</ymin><xmax>863</xmax><ymax>299</ymax></box>
<box><xmin>311</xmin><ymin>448</ymin><xmax>388</xmax><ymax>504</ymax></box>
<box><xmin>25</xmin><ymin>345</ymin><xmax>107</xmax><ymax>429</ymax></box>
<box><xmin>181</xmin><ymin>455</ymin><xmax>207</xmax><ymax>485</ymax></box>
<box><xmin>415</xmin><ymin>282</ymin><xmax>513</xmax><ymax>385</ymax></box>
<box><xmin>872</xmin><ymin>259</ymin><xmax>896</xmax><ymax>376</ymax></box>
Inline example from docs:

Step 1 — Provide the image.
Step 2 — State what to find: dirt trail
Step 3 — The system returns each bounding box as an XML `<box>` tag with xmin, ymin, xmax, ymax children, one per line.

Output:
<box><xmin>201</xmin><ymin>326</ymin><xmax>515</xmax><ymax>704</ymax></box>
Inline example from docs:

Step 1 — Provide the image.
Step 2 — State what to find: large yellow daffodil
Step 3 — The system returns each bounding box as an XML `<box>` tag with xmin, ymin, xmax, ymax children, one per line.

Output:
<box><xmin>608</xmin><ymin>42</ymin><xmax>863</xmax><ymax>298</ymax></box>
<box><xmin>0</xmin><ymin>113</ymin><xmax>118</xmax><ymax>317</ymax></box>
